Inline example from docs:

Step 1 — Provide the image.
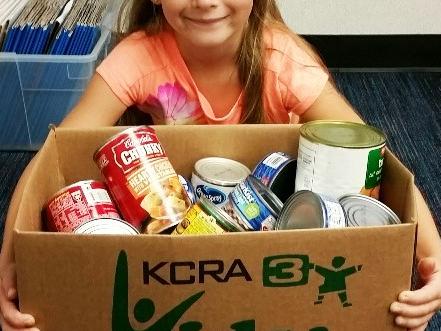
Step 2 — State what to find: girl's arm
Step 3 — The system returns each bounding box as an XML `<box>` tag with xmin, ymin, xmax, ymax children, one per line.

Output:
<box><xmin>300</xmin><ymin>80</ymin><xmax>441</xmax><ymax>330</ymax></box>
<box><xmin>0</xmin><ymin>73</ymin><xmax>127</xmax><ymax>330</ymax></box>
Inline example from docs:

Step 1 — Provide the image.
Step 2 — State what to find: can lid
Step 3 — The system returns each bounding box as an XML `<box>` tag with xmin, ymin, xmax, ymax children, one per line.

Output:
<box><xmin>338</xmin><ymin>194</ymin><xmax>401</xmax><ymax>226</ymax></box>
<box><xmin>74</xmin><ymin>218</ymin><xmax>140</xmax><ymax>235</ymax></box>
<box><xmin>193</xmin><ymin>157</ymin><xmax>250</xmax><ymax>186</ymax></box>
<box><xmin>300</xmin><ymin>121</ymin><xmax>386</xmax><ymax>148</ymax></box>
<box><xmin>247</xmin><ymin>176</ymin><xmax>283</xmax><ymax>216</ymax></box>
<box><xmin>276</xmin><ymin>190</ymin><xmax>326</xmax><ymax>230</ymax></box>
<box><xmin>199</xmin><ymin>196</ymin><xmax>244</xmax><ymax>232</ymax></box>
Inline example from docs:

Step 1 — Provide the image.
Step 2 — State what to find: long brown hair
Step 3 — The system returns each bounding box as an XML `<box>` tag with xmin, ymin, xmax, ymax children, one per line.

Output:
<box><xmin>116</xmin><ymin>0</ymin><xmax>326</xmax><ymax>124</ymax></box>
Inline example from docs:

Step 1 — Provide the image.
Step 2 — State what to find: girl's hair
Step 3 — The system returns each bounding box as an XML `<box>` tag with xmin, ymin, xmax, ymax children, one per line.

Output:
<box><xmin>117</xmin><ymin>0</ymin><xmax>326</xmax><ymax>124</ymax></box>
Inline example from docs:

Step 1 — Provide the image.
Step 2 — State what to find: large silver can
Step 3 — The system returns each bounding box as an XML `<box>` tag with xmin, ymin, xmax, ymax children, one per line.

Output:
<box><xmin>295</xmin><ymin>121</ymin><xmax>386</xmax><ymax>200</ymax></box>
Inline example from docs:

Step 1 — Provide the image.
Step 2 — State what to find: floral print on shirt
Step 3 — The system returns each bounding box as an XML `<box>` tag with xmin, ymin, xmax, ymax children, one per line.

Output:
<box><xmin>146</xmin><ymin>82</ymin><xmax>204</xmax><ymax>124</ymax></box>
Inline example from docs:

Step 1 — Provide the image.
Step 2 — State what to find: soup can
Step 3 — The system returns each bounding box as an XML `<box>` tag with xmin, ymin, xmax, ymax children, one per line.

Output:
<box><xmin>339</xmin><ymin>194</ymin><xmax>401</xmax><ymax>226</ymax></box>
<box><xmin>172</xmin><ymin>197</ymin><xmax>244</xmax><ymax>235</ymax></box>
<box><xmin>178</xmin><ymin>175</ymin><xmax>196</xmax><ymax>204</ymax></box>
<box><xmin>94</xmin><ymin>126</ymin><xmax>192</xmax><ymax>234</ymax></box>
<box><xmin>191</xmin><ymin>157</ymin><xmax>250</xmax><ymax>206</ymax></box>
<box><xmin>43</xmin><ymin>180</ymin><xmax>122</xmax><ymax>233</ymax></box>
<box><xmin>295</xmin><ymin>121</ymin><xmax>386</xmax><ymax>200</ymax></box>
<box><xmin>275</xmin><ymin>190</ymin><xmax>346</xmax><ymax>230</ymax></box>
<box><xmin>74</xmin><ymin>218</ymin><xmax>139</xmax><ymax>235</ymax></box>
<box><xmin>222</xmin><ymin>175</ymin><xmax>283</xmax><ymax>231</ymax></box>
<box><xmin>252</xmin><ymin>152</ymin><xmax>296</xmax><ymax>202</ymax></box>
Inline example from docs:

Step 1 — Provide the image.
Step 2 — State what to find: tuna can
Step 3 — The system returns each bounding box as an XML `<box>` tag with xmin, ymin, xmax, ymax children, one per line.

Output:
<box><xmin>222</xmin><ymin>175</ymin><xmax>283</xmax><ymax>231</ymax></box>
<box><xmin>339</xmin><ymin>194</ymin><xmax>401</xmax><ymax>226</ymax></box>
<box><xmin>191</xmin><ymin>157</ymin><xmax>250</xmax><ymax>207</ymax></box>
<box><xmin>275</xmin><ymin>190</ymin><xmax>346</xmax><ymax>230</ymax></box>
<box><xmin>295</xmin><ymin>121</ymin><xmax>386</xmax><ymax>200</ymax></box>
<box><xmin>178</xmin><ymin>175</ymin><xmax>196</xmax><ymax>204</ymax></box>
<box><xmin>74</xmin><ymin>218</ymin><xmax>140</xmax><ymax>235</ymax></box>
<box><xmin>94</xmin><ymin>126</ymin><xmax>192</xmax><ymax>234</ymax></box>
<box><xmin>43</xmin><ymin>180</ymin><xmax>122</xmax><ymax>233</ymax></box>
<box><xmin>252</xmin><ymin>152</ymin><xmax>297</xmax><ymax>202</ymax></box>
<box><xmin>172</xmin><ymin>197</ymin><xmax>244</xmax><ymax>235</ymax></box>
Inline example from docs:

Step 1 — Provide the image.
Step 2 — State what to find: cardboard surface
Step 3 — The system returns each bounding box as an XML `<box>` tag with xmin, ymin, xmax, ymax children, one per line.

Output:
<box><xmin>14</xmin><ymin>125</ymin><xmax>416</xmax><ymax>331</ymax></box>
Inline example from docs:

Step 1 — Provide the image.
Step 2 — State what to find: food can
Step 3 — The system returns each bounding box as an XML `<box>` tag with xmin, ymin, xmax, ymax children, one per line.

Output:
<box><xmin>252</xmin><ymin>152</ymin><xmax>297</xmax><ymax>202</ymax></box>
<box><xmin>178</xmin><ymin>175</ymin><xmax>196</xmax><ymax>204</ymax></box>
<box><xmin>191</xmin><ymin>157</ymin><xmax>250</xmax><ymax>206</ymax></box>
<box><xmin>222</xmin><ymin>175</ymin><xmax>283</xmax><ymax>231</ymax></box>
<box><xmin>74</xmin><ymin>218</ymin><xmax>140</xmax><ymax>235</ymax></box>
<box><xmin>339</xmin><ymin>194</ymin><xmax>401</xmax><ymax>226</ymax></box>
<box><xmin>172</xmin><ymin>197</ymin><xmax>244</xmax><ymax>235</ymax></box>
<box><xmin>43</xmin><ymin>180</ymin><xmax>122</xmax><ymax>233</ymax></box>
<box><xmin>275</xmin><ymin>190</ymin><xmax>346</xmax><ymax>230</ymax></box>
<box><xmin>94</xmin><ymin>126</ymin><xmax>192</xmax><ymax>234</ymax></box>
<box><xmin>295</xmin><ymin>121</ymin><xmax>386</xmax><ymax>200</ymax></box>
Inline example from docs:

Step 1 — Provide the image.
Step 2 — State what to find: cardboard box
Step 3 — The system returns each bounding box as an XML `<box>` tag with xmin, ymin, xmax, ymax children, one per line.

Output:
<box><xmin>14</xmin><ymin>125</ymin><xmax>417</xmax><ymax>331</ymax></box>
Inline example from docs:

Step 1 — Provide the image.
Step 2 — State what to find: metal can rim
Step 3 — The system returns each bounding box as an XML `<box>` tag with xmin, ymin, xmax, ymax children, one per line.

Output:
<box><xmin>338</xmin><ymin>194</ymin><xmax>401</xmax><ymax>225</ymax></box>
<box><xmin>275</xmin><ymin>190</ymin><xmax>326</xmax><ymax>230</ymax></box>
<box><xmin>193</xmin><ymin>157</ymin><xmax>251</xmax><ymax>187</ymax></box>
<box><xmin>198</xmin><ymin>196</ymin><xmax>244</xmax><ymax>232</ymax></box>
<box><xmin>247</xmin><ymin>176</ymin><xmax>283</xmax><ymax>216</ymax></box>
<box><xmin>300</xmin><ymin>120</ymin><xmax>386</xmax><ymax>148</ymax></box>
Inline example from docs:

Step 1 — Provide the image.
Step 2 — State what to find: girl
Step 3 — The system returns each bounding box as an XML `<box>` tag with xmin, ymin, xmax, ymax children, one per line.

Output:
<box><xmin>1</xmin><ymin>1</ymin><xmax>440</xmax><ymax>330</ymax></box>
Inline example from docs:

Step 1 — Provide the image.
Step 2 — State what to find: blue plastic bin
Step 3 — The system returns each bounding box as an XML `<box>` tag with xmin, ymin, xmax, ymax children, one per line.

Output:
<box><xmin>0</xmin><ymin>29</ymin><xmax>111</xmax><ymax>150</ymax></box>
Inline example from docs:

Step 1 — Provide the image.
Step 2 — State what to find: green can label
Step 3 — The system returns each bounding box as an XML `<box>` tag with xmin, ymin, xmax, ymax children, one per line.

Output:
<box><xmin>365</xmin><ymin>147</ymin><xmax>385</xmax><ymax>189</ymax></box>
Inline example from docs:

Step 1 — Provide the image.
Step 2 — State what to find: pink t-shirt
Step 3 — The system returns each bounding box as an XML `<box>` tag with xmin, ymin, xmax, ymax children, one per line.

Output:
<box><xmin>96</xmin><ymin>28</ymin><xmax>328</xmax><ymax>124</ymax></box>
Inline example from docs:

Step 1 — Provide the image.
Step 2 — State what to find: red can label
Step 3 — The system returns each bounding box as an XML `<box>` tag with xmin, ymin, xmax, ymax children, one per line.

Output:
<box><xmin>44</xmin><ymin>180</ymin><xmax>121</xmax><ymax>232</ymax></box>
<box><xmin>94</xmin><ymin>126</ymin><xmax>191</xmax><ymax>233</ymax></box>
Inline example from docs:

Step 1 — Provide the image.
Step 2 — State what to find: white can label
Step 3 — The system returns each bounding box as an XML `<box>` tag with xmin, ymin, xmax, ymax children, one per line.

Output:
<box><xmin>295</xmin><ymin>136</ymin><xmax>385</xmax><ymax>199</ymax></box>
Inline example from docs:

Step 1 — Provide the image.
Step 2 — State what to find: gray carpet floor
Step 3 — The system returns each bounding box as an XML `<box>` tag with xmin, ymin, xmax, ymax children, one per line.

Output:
<box><xmin>0</xmin><ymin>70</ymin><xmax>440</xmax><ymax>329</ymax></box>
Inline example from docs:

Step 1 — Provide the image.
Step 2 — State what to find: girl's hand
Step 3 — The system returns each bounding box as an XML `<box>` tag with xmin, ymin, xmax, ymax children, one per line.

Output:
<box><xmin>0</xmin><ymin>263</ymin><xmax>39</xmax><ymax>331</ymax></box>
<box><xmin>390</xmin><ymin>257</ymin><xmax>441</xmax><ymax>331</ymax></box>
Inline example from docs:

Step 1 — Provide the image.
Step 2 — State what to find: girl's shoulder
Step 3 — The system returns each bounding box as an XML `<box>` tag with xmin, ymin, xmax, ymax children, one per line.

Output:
<box><xmin>263</xmin><ymin>27</ymin><xmax>320</xmax><ymax>70</ymax></box>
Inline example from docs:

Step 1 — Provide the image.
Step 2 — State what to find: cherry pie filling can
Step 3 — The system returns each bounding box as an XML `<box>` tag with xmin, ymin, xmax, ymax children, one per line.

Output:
<box><xmin>43</xmin><ymin>180</ymin><xmax>121</xmax><ymax>232</ymax></box>
<box><xmin>94</xmin><ymin>126</ymin><xmax>192</xmax><ymax>234</ymax></box>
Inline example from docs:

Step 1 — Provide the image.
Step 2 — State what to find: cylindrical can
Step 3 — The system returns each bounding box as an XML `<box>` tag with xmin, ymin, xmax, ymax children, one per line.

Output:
<box><xmin>275</xmin><ymin>190</ymin><xmax>346</xmax><ymax>230</ymax></box>
<box><xmin>94</xmin><ymin>126</ymin><xmax>192</xmax><ymax>234</ymax></box>
<box><xmin>74</xmin><ymin>218</ymin><xmax>140</xmax><ymax>235</ymax></box>
<box><xmin>252</xmin><ymin>152</ymin><xmax>297</xmax><ymax>202</ymax></box>
<box><xmin>191</xmin><ymin>157</ymin><xmax>250</xmax><ymax>206</ymax></box>
<box><xmin>339</xmin><ymin>194</ymin><xmax>401</xmax><ymax>226</ymax></box>
<box><xmin>43</xmin><ymin>180</ymin><xmax>122</xmax><ymax>233</ymax></box>
<box><xmin>178</xmin><ymin>175</ymin><xmax>196</xmax><ymax>204</ymax></box>
<box><xmin>222</xmin><ymin>175</ymin><xmax>283</xmax><ymax>231</ymax></box>
<box><xmin>295</xmin><ymin>121</ymin><xmax>386</xmax><ymax>200</ymax></box>
<box><xmin>172</xmin><ymin>197</ymin><xmax>244</xmax><ymax>235</ymax></box>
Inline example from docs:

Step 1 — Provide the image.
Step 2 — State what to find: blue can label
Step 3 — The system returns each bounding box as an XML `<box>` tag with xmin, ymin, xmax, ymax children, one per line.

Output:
<box><xmin>230</xmin><ymin>178</ymin><xmax>276</xmax><ymax>231</ymax></box>
<box><xmin>195</xmin><ymin>185</ymin><xmax>227</xmax><ymax>205</ymax></box>
<box><xmin>253</xmin><ymin>152</ymin><xmax>291</xmax><ymax>186</ymax></box>
<box><xmin>178</xmin><ymin>175</ymin><xmax>196</xmax><ymax>204</ymax></box>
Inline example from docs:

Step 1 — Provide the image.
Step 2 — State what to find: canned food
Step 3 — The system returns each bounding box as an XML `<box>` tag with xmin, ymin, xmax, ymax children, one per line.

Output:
<box><xmin>252</xmin><ymin>152</ymin><xmax>296</xmax><ymax>202</ymax></box>
<box><xmin>191</xmin><ymin>157</ymin><xmax>250</xmax><ymax>206</ymax></box>
<box><xmin>172</xmin><ymin>197</ymin><xmax>244</xmax><ymax>235</ymax></box>
<box><xmin>295</xmin><ymin>121</ymin><xmax>386</xmax><ymax>200</ymax></box>
<box><xmin>339</xmin><ymin>194</ymin><xmax>401</xmax><ymax>226</ymax></box>
<box><xmin>94</xmin><ymin>126</ymin><xmax>192</xmax><ymax>234</ymax></box>
<box><xmin>74</xmin><ymin>218</ymin><xmax>140</xmax><ymax>235</ymax></box>
<box><xmin>275</xmin><ymin>190</ymin><xmax>346</xmax><ymax>230</ymax></box>
<box><xmin>43</xmin><ymin>180</ymin><xmax>122</xmax><ymax>232</ymax></box>
<box><xmin>178</xmin><ymin>175</ymin><xmax>196</xmax><ymax>204</ymax></box>
<box><xmin>222</xmin><ymin>175</ymin><xmax>283</xmax><ymax>231</ymax></box>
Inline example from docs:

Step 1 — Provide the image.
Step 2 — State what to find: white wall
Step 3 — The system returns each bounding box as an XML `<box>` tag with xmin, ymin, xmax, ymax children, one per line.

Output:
<box><xmin>277</xmin><ymin>0</ymin><xmax>441</xmax><ymax>35</ymax></box>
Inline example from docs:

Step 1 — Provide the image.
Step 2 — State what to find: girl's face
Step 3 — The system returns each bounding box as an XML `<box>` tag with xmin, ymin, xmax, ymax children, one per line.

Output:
<box><xmin>156</xmin><ymin>0</ymin><xmax>253</xmax><ymax>51</ymax></box>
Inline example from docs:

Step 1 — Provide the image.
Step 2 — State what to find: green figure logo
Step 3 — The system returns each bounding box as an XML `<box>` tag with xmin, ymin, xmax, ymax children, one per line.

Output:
<box><xmin>112</xmin><ymin>250</ymin><xmax>257</xmax><ymax>331</ymax></box>
<box><xmin>112</xmin><ymin>250</ymin><xmax>204</xmax><ymax>331</ymax></box>
<box><xmin>313</xmin><ymin>256</ymin><xmax>362</xmax><ymax>308</ymax></box>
